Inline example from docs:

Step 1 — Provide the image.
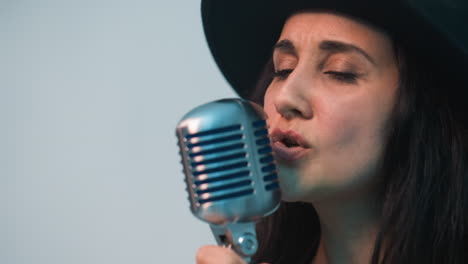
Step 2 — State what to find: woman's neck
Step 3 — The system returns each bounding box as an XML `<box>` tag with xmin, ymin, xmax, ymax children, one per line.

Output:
<box><xmin>309</xmin><ymin>188</ymin><xmax>381</xmax><ymax>264</ymax></box>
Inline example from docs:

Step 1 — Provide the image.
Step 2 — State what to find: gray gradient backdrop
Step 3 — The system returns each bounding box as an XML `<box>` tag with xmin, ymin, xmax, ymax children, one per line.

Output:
<box><xmin>3</xmin><ymin>0</ymin><xmax>237</xmax><ymax>263</ymax></box>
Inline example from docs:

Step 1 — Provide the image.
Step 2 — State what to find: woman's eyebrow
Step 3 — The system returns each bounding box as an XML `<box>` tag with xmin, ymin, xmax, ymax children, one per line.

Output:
<box><xmin>273</xmin><ymin>39</ymin><xmax>297</xmax><ymax>56</ymax></box>
<box><xmin>319</xmin><ymin>40</ymin><xmax>376</xmax><ymax>65</ymax></box>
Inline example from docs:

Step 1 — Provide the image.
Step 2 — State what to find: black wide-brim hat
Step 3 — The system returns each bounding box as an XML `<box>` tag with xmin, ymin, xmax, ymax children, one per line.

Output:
<box><xmin>201</xmin><ymin>0</ymin><xmax>468</xmax><ymax>100</ymax></box>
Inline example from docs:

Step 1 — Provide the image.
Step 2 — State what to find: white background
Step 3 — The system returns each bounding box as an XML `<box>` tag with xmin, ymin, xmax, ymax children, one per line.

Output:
<box><xmin>2</xmin><ymin>0</ymin><xmax>236</xmax><ymax>263</ymax></box>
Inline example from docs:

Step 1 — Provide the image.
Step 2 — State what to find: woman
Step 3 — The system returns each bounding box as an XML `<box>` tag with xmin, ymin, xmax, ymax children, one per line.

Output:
<box><xmin>196</xmin><ymin>1</ymin><xmax>468</xmax><ymax>263</ymax></box>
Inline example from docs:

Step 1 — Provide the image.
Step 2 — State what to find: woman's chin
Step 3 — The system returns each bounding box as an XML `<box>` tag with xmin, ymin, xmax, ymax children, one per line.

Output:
<box><xmin>277</xmin><ymin>167</ymin><xmax>308</xmax><ymax>202</ymax></box>
<box><xmin>278</xmin><ymin>178</ymin><xmax>335</xmax><ymax>204</ymax></box>
<box><xmin>278</xmin><ymin>181</ymin><xmax>307</xmax><ymax>202</ymax></box>
<box><xmin>280</xmin><ymin>194</ymin><xmax>301</xmax><ymax>203</ymax></box>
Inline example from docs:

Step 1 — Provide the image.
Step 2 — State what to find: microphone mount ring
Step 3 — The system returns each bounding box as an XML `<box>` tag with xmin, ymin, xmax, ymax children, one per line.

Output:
<box><xmin>236</xmin><ymin>232</ymin><xmax>258</xmax><ymax>256</ymax></box>
<box><xmin>210</xmin><ymin>222</ymin><xmax>258</xmax><ymax>264</ymax></box>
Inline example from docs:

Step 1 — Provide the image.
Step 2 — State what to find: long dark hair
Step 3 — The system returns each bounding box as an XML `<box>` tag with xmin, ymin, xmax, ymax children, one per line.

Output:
<box><xmin>250</xmin><ymin>36</ymin><xmax>468</xmax><ymax>263</ymax></box>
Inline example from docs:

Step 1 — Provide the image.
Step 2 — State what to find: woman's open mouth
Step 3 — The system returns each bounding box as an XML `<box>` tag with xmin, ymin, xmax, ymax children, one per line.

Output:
<box><xmin>270</xmin><ymin>129</ymin><xmax>312</xmax><ymax>162</ymax></box>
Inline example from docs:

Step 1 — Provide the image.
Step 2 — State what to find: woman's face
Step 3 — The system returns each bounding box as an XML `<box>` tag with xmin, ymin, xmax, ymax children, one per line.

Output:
<box><xmin>264</xmin><ymin>12</ymin><xmax>399</xmax><ymax>202</ymax></box>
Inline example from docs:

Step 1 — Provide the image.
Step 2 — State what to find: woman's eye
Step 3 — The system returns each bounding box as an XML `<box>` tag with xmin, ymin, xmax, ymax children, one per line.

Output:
<box><xmin>324</xmin><ymin>71</ymin><xmax>358</xmax><ymax>84</ymax></box>
<box><xmin>273</xmin><ymin>69</ymin><xmax>293</xmax><ymax>80</ymax></box>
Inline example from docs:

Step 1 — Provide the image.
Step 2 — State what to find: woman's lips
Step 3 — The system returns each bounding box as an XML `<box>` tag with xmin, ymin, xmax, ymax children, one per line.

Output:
<box><xmin>271</xmin><ymin>141</ymin><xmax>311</xmax><ymax>162</ymax></box>
<box><xmin>270</xmin><ymin>129</ymin><xmax>312</xmax><ymax>162</ymax></box>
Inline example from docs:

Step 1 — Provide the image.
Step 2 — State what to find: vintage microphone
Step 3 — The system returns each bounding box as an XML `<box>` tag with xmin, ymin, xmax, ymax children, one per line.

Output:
<box><xmin>176</xmin><ymin>98</ymin><xmax>281</xmax><ymax>263</ymax></box>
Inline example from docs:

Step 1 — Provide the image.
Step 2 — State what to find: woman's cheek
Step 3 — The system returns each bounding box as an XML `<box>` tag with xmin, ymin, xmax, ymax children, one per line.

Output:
<box><xmin>311</xmin><ymin>108</ymin><xmax>370</xmax><ymax>176</ymax></box>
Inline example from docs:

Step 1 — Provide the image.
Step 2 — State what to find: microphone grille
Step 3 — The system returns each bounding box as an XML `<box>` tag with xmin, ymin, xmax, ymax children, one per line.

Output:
<box><xmin>251</xmin><ymin>119</ymin><xmax>280</xmax><ymax>192</ymax></box>
<box><xmin>184</xmin><ymin>123</ymin><xmax>253</xmax><ymax>204</ymax></box>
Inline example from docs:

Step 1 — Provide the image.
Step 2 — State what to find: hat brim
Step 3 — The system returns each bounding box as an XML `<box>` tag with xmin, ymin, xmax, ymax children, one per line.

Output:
<box><xmin>201</xmin><ymin>0</ymin><xmax>468</xmax><ymax>100</ymax></box>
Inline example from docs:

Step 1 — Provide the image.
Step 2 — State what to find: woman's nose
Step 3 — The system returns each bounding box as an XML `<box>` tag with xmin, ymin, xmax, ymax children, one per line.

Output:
<box><xmin>273</xmin><ymin>72</ymin><xmax>313</xmax><ymax>120</ymax></box>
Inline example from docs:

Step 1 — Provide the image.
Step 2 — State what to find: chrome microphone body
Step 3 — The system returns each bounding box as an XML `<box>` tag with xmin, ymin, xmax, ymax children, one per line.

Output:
<box><xmin>176</xmin><ymin>98</ymin><xmax>281</xmax><ymax>263</ymax></box>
